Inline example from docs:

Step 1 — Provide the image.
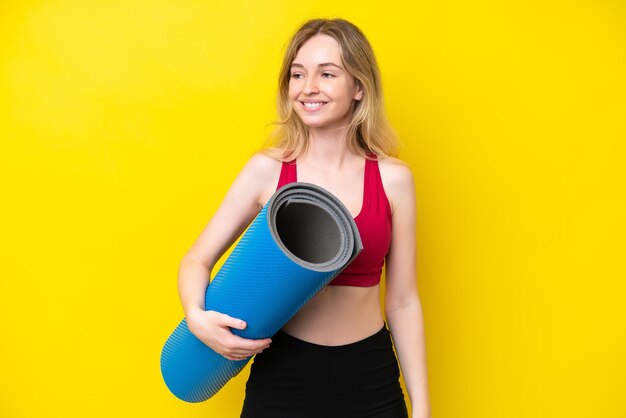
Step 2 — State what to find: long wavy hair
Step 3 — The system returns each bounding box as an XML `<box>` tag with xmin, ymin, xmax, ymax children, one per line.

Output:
<box><xmin>259</xmin><ymin>18</ymin><xmax>400</xmax><ymax>162</ymax></box>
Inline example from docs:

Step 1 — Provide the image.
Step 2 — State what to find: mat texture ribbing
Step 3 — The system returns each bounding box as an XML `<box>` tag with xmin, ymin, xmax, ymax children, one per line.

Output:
<box><xmin>160</xmin><ymin>182</ymin><xmax>363</xmax><ymax>403</ymax></box>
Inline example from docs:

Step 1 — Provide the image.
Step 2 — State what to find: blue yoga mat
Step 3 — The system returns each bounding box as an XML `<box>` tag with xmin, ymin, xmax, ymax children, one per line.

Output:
<box><xmin>160</xmin><ymin>182</ymin><xmax>363</xmax><ymax>403</ymax></box>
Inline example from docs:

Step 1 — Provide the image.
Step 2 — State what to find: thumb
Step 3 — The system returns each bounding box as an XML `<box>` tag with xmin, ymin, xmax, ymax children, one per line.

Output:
<box><xmin>222</xmin><ymin>314</ymin><xmax>246</xmax><ymax>330</ymax></box>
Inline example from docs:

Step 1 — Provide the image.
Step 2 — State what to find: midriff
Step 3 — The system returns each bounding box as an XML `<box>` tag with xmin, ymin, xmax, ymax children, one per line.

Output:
<box><xmin>280</xmin><ymin>284</ymin><xmax>385</xmax><ymax>345</ymax></box>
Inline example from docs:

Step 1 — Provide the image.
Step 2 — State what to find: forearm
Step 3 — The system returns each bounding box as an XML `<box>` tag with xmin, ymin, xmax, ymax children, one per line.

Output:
<box><xmin>386</xmin><ymin>299</ymin><xmax>431</xmax><ymax>417</ymax></box>
<box><xmin>177</xmin><ymin>256</ymin><xmax>212</xmax><ymax>318</ymax></box>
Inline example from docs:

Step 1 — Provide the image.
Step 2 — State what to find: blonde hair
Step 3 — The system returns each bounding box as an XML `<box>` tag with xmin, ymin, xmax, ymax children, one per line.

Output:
<box><xmin>259</xmin><ymin>18</ymin><xmax>400</xmax><ymax>162</ymax></box>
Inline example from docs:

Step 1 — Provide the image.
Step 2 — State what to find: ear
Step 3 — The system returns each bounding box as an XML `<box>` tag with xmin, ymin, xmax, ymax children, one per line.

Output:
<box><xmin>354</xmin><ymin>81</ymin><xmax>364</xmax><ymax>101</ymax></box>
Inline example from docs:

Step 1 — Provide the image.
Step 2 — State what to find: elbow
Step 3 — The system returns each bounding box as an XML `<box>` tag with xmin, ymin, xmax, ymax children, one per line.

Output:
<box><xmin>180</xmin><ymin>254</ymin><xmax>212</xmax><ymax>271</ymax></box>
<box><xmin>384</xmin><ymin>289</ymin><xmax>421</xmax><ymax>315</ymax></box>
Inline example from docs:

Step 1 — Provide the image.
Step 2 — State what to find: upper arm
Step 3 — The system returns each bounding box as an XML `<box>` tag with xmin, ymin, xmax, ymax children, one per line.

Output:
<box><xmin>382</xmin><ymin>160</ymin><xmax>419</xmax><ymax>312</ymax></box>
<box><xmin>182</xmin><ymin>152</ymin><xmax>280</xmax><ymax>270</ymax></box>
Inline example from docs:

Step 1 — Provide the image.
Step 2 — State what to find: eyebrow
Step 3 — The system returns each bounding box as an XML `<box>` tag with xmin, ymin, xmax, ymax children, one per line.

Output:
<box><xmin>290</xmin><ymin>62</ymin><xmax>344</xmax><ymax>70</ymax></box>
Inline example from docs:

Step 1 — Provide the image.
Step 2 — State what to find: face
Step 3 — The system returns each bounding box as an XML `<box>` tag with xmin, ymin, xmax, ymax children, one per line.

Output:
<box><xmin>288</xmin><ymin>34</ymin><xmax>363</xmax><ymax>131</ymax></box>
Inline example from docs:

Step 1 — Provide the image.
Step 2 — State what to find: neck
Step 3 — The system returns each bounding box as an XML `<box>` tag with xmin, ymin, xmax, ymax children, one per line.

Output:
<box><xmin>302</xmin><ymin>124</ymin><xmax>353</xmax><ymax>169</ymax></box>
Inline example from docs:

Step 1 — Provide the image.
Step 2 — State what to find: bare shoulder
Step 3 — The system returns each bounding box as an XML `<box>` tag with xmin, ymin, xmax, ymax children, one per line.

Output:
<box><xmin>244</xmin><ymin>151</ymin><xmax>284</xmax><ymax>207</ymax></box>
<box><xmin>377</xmin><ymin>155</ymin><xmax>415</xmax><ymax>215</ymax></box>
<box><xmin>377</xmin><ymin>155</ymin><xmax>414</xmax><ymax>192</ymax></box>
<box><xmin>244</xmin><ymin>150</ymin><xmax>282</xmax><ymax>174</ymax></box>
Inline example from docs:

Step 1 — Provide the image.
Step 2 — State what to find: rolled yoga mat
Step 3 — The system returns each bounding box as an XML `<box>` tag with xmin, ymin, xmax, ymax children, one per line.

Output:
<box><xmin>160</xmin><ymin>182</ymin><xmax>363</xmax><ymax>403</ymax></box>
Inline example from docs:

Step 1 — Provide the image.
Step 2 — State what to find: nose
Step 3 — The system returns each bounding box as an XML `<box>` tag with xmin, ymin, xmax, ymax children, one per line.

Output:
<box><xmin>303</xmin><ymin>75</ymin><xmax>319</xmax><ymax>95</ymax></box>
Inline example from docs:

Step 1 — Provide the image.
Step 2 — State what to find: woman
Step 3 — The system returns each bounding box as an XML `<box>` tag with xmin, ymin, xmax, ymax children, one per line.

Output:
<box><xmin>177</xmin><ymin>18</ymin><xmax>431</xmax><ymax>418</ymax></box>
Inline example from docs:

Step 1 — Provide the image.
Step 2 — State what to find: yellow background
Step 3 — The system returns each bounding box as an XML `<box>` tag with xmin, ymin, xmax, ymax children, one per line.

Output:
<box><xmin>1</xmin><ymin>0</ymin><xmax>625</xmax><ymax>417</ymax></box>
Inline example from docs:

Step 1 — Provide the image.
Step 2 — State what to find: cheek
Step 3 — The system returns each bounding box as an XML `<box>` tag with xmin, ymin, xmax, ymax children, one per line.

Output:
<box><xmin>324</xmin><ymin>82</ymin><xmax>350</xmax><ymax>101</ymax></box>
<box><xmin>288</xmin><ymin>84</ymin><xmax>299</xmax><ymax>100</ymax></box>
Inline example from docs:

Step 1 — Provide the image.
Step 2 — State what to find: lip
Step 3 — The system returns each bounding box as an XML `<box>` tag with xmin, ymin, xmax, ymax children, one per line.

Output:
<box><xmin>299</xmin><ymin>101</ymin><xmax>328</xmax><ymax>113</ymax></box>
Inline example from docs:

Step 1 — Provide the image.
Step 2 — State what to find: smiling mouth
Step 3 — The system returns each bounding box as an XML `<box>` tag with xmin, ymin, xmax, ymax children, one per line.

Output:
<box><xmin>299</xmin><ymin>101</ymin><xmax>328</xmax><ymax>112</ymax></box>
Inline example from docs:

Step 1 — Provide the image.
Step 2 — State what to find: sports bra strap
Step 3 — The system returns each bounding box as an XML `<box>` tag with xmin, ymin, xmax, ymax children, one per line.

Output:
<box><xmin>276</xmin><ymin>159</ymin><xmax>296</xmax><ymax>191</ymax></box>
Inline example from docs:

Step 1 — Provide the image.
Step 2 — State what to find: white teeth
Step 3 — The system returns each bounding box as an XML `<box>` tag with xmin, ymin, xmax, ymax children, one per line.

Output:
<box><xmin>303</xmin><ymin>102</ymin><xmax>325</xmax><ymax>109</ymax></box>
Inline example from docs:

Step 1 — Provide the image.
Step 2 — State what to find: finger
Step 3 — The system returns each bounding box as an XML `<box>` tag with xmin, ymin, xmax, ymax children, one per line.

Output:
<box><xmin>221</xmin><ymin>338</ymin><xmax>267</xmax><ymax>357</ymax></box>
<box><xmin>223</xmin><ymin>336</ymin><xmax>268</xmax><ymax>351</ymax></box>
<box><xmin>226</xmin><ymin>345</ymin><xmax>269</xmax><ymax>361</ymax></box>
<box><xmin>229</xmin><ymin>335</ymin><xmax>272</xmax><ymax>350</ymax></box>
<box><xmin>227</xmin><ymin>345</ymin><xmax>263</xmax><ymax>356</ymax></box>
<box><xmin>228</xmin><ymin>348</ymin><xmax>265</xmax><ymax>357</ymax></box>
<box><xmin>219</xmin><ymin>313</ymin><xmax>247</xmax><ymax>330</ymax></box>
<box><xmin>225</xmin><ymin>352</ymin><xmax>253</xmax><ymax>361</ymax></box>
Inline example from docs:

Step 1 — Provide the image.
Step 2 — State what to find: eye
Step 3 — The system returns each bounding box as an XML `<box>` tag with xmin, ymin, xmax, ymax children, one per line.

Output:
<box><xmin>322</xmin><ymin>72</ymin><xmax>335</xmax><ymax>78</ymax></box>
<box><xmin>290</xmin><ymin>73</ymin><xmax>303</xmax><ymax>79</ymax></box>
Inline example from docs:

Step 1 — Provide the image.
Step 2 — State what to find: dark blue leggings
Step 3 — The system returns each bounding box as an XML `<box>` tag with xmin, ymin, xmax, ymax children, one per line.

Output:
<box><xmin>240</xmin><ymin>322</ymin><xmax>409</xmax><ymax>418</ymax></box>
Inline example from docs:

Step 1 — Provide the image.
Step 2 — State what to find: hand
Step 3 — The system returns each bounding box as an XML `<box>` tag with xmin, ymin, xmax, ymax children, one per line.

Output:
<box><xmin>186</xmin><ymin>309</ymin><xmax>272</xmax><ymax>361</ymax></box>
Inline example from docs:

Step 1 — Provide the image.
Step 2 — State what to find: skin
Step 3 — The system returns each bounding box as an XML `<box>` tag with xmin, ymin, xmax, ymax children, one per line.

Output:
<box><xmin>178</xmin><ymin>34</ymin><xmax>430</xmax><ymax>417</ymax></box>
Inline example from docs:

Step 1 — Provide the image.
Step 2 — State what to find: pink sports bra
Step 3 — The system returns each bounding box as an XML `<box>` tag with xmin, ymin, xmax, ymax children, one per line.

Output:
<box><xmin>275</xmin><ymin>153</ymin><xmax>392</xmax><ymax>287</ymax></box>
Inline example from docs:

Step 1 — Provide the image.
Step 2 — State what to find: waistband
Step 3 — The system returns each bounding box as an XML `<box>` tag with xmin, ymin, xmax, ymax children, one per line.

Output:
<box><xmin>273</xmin><ymin>322</ymin><xmax>390</xmax><ymax>356</ymax></box>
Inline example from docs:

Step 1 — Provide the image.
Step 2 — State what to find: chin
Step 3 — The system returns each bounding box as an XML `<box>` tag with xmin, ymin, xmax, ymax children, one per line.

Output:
<box><xmin>300</xmin><ymin>118</ymin><xmax>329</xmax><ymax>128</ymax></box>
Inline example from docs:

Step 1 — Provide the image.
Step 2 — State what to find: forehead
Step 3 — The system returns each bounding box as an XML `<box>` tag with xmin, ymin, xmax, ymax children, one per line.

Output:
<box><xmin>292</xmin><ymin>34</ymin><xmax>342</xmax><ymax>66</ymax></box>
